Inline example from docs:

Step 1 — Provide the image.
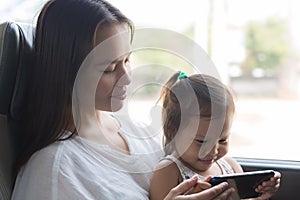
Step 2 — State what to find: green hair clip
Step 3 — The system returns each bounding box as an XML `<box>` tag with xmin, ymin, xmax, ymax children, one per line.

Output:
<box><xmin>178</xmin><ymin>71</ymin><xmax>188</xmax><ymax>80</ymax></box>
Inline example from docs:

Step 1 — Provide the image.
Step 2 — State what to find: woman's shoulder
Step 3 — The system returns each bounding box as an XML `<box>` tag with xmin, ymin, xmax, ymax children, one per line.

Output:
<box><xmin>16</xmin><ymin>137</ymin><xmax>82</xmax><ymax>178</ymax></box>
<box><xmin>12</xmin><ymin>140</ymin><xmax>69</xmax><ymax>200</ymax></box>
<box><xmin>26</xmin><ymin>140</ymin><xmax>66</xmax><ymax>166</ymax></box>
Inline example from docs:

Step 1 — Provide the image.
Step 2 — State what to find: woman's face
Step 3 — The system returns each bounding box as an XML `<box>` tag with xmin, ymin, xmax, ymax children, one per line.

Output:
<box><xmin>94</xmin><ymin>24</ymin><xmax>132</xmax><ymax>112</ymax></box>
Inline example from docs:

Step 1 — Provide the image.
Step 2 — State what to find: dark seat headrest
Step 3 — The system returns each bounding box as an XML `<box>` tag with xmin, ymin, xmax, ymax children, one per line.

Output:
<box><xmin>0</xmin><ymin>21</ymin><xmax>34</xmax><ymax>119</ymax></box>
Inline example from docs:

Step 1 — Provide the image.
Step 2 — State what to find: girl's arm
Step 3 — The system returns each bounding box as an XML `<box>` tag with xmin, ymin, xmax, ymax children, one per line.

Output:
<box><xmin>150</xmin><ymin>159</ymin><xmax>181</xmax><ymax>200</ymax></box>
<box><xmin>224</xmin><ymin>156</ymin><xmax>243</xmax><ymax>173</ymax></box>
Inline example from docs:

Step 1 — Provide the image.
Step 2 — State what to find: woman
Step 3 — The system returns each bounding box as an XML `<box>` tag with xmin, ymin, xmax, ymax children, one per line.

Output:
<box><xmin>12</xmin><ymin>0</ymin><xmax>234</xmax><ymax>199</ymax></box>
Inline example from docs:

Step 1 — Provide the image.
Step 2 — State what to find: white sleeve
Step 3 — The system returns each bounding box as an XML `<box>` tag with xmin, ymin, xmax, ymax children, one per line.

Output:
<box><xmin>11</xmin><ymin>142</ymin><xmax>95</xmax><ymax>200</ymax></box>
<box><xmin>12</xmin><ymin>146</ymin><xmax>58</xmax><ymax>200</ymax></box>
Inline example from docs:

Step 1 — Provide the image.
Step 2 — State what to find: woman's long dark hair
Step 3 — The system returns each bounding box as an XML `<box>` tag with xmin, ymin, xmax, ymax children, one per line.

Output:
<box><xmin>14</xmin><ymin>0</ymin><xmax>133</xmax><ymax>174</ymax></box>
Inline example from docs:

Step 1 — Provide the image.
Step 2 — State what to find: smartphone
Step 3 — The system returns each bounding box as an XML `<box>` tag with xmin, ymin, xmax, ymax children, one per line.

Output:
<box><xmin>208</xmin><ymin>170</ymin><xmax>275</xmax><ymax>199</ymax></box>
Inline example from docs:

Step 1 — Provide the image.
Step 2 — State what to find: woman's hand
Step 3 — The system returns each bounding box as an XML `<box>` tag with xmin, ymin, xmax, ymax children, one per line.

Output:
<box><xmin>184</xmin><ymin>176</ymin><xmax>212</xmax><ymax>194</ymax></box>
<box><xmin>252</xmin><ymin>171</ymin><xmax>281</xmax><ymax>200</ymax></box>
<box><xmin>164</xmin><ymin>176</ymin><xmax>234</xmax><ymax>200</ymax></box>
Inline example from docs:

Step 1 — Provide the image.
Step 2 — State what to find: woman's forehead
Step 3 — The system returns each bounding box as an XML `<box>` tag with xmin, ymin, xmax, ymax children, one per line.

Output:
<box><xmin>92</xmin><ymin>24</ymin><xmax>131</xmax><ymax>65</ymax></box>
<box><xmin>95</xmin><ymin>24</ymin><xmax>129</xmax><ymax>43</ymax></box>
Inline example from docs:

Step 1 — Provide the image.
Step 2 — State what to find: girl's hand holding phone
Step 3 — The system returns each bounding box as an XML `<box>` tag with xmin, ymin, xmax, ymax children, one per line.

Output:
<box><xmin>253</xmin><ymin>171</ymin><xmax>281</xmax><ymax>200</ymax></box>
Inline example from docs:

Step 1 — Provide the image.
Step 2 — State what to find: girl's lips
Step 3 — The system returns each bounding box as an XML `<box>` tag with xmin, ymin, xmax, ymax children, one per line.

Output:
<box><xmin>198</xmin><ymin>158</ymin><xmax>215</xmax><ymax>165</ymax></box>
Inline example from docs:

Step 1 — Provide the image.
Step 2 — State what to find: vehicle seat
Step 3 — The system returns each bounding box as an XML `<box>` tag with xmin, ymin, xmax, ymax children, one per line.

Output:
<box><xmin>0</xmin><ymin>21</ymin><xmax>33</xmax><ymax>200</ymax></box>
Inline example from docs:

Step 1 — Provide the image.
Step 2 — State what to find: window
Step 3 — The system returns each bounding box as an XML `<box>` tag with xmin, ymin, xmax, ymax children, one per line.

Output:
<box><xmin>115</xmin><ymin>0</ymin><xmax>300</xmax><ymax>162</ymax></box>
<box><xmin>3</xmin><ymin>0</ymin><xmax>300</xmax><ymax>161</ymax></box>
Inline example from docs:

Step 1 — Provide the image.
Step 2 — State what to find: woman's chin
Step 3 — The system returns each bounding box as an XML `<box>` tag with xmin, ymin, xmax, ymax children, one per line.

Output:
<box><xmin>95</xmin><ymin>101</ymin><xmax>124</xmax><ymax>112</ymax></box>
<box><xmin>110</xmin><ymin>100</ymin><xmax>125</xmax><ymax>112</ymax></box>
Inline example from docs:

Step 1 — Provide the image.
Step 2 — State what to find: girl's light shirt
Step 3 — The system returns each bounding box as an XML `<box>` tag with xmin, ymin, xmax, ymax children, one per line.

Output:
<box><xmin>163</xmin><ymin>155</ymin><xmax>234</xmax><ymax>181</ymax></box>
<box><xmin>12</xmin><ymin>117</ymin><xmax>163</xmax><ymax>200</ymax></box>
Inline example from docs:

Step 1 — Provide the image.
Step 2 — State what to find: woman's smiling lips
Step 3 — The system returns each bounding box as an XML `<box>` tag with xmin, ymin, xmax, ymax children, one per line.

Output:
<box><xmin>112</xmin><ymin>91</ymin><xmax>127</xmax><ymax>100</ymax></box>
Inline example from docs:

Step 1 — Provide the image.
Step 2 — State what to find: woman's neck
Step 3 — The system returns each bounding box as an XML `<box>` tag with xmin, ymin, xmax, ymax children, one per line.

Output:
<box><xmin>79</xmin><ymin>110</ymin><xmax>130</xmax><ymax>154</ymax></box>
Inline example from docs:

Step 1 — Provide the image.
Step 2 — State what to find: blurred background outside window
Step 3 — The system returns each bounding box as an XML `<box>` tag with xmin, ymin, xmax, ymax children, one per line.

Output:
<box><xmin>2</xmin><ymin>0</ymin><xmax>300</xmax><ymax>161</ymax></box>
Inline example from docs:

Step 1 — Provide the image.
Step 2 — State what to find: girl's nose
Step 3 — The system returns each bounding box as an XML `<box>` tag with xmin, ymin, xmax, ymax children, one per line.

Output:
<box><xmin>209</xmin><ymin>143</ymin><xmax>219</xmax><ymax>155</ymax></box>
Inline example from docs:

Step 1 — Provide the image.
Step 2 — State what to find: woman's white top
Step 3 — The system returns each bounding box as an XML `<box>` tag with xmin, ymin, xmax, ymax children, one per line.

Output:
<box><xmin>12</xmin><ymin>117</ymin><xmax>163</xmax><ymax>200</ymax></box>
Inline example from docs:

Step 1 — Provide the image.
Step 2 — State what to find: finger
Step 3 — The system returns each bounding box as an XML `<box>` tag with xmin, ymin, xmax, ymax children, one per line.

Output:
<box><xmin>263</xmin><ymin>171</ymin><xmax>281</xmax><ymax>183</ymax></box>
<box><xmin>187</xmin><ymin>181</ymin><xmax>212</xmax><ymax>194</ymax></box>
<box><xmin>256</xmin><ymin>178</ymin><xmax>281</xmax><ymax>192</ymax></box>
<box><xmin>197</xmin><ymin>181</ymin><xmax>212</xmax><ymax>190</ymax></box>
<box><xmin>171</xmin><ymin>176</ymin><xmax>199</xmax><ymax>195</ymax></box>
<box><xmin>259</xmin><ymin>182</ymin><xmax>277</xmax><ymax>189</ymax></box>
<box><xmin>191</xmin><ymin>182</ymin><xmax>233</xmax><ymax>200</ymax></box>
<box><xmin>268</xmin><ymin>177</ymin><xmax>281</xmax><ymax>184</ymax></box>
<box><xmin>213</xmin><ymin>188</ymin><xmax>235</xmax><ymax>200</ymax></box>
<box><xmin>274</xmin><ymin>171</ymin><xmax>281</xmax><ymax>179</ymax></box>
<box><xmin>203</xmin><ymin>175</ymin><xmax>212</xmax><ymax>182</ymax></box>
<box><xmin>255</xmin><ymin>183</ymin><xmax>280</xmax><ymax>196</ymax></box>
<box><xmin>257</xmin><ymin>177</ymin><xmax>281</xmax><ymax>189</ymax></box>
<box><xmin>256</xmin><ymin>187</ymin><xmax>278</xmax><ymax>194</ymax></box>
<box><xmin>256</xmin><ymin>192</ymin><xmax>273</xmax><ymax>200</ymax></box>
<box><xmin>256</xmin><ymin>185</ymin><xmax>279</xmax><ymax>193</ymax></box>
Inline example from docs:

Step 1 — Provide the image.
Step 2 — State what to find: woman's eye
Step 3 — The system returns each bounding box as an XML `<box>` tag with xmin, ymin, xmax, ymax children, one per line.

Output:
<box><xmin>103</xmin><ymin>70</ymin><xmax>114</xmax><ymax>74</ymax></box>
<box><xmin>195</xmin><ymin>139</ymin><xmax>206</xmax><ymax>144</ymax></box>
<box><xmin>103</xmin><ymin>65</ymin><xmax>116</xmax><ymax>73</ymax></box>
<box><xmin>103</xmin><ymin>57</ymin><xmax>130</xmax><ymax>73</ymax></box>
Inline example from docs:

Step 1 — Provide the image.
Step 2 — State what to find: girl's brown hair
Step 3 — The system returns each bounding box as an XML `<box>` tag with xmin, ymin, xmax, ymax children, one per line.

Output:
<box><xmin>159</xmin><ymin>71</ymin><xmax>235</xmax><ymax>155</ymax></box>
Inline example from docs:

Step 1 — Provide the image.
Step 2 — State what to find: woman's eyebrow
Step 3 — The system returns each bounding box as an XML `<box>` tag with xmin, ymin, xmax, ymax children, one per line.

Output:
<box><xmin>194</xmin><ymin>135</ymin><xmax>205</xmax><ymax>139</ymax></box>
<box><xmin>97</xmin><ymin>52</ymin><xmax>132</xmax><ymax>65</ymax></box>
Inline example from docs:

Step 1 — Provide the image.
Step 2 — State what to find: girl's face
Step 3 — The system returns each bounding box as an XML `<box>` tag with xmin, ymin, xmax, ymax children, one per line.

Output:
<box><xmin>175</xmin><ymin>117</ymin><xmax>230</xmax><ymax>173</ymax></box>
<box><xmin>94</xmin><ymin>24</ymin><xmax>132</xmax><ymax>112</ymax></box>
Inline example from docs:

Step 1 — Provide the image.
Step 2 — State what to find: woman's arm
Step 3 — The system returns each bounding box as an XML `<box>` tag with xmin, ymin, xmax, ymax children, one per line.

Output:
<box><xmin>150</xmin><ymin>159</ymin><xmax>235</xmax><ymax>200</ymax></box>
<box><xmin>164</xmin><ymin>176</ymin><xmax>234</xmax><ymax>200</ymax></box>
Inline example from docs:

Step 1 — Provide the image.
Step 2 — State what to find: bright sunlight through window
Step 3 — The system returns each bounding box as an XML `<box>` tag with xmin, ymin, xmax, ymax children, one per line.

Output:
<box><xmin>2</xmin><ymin>0</ymin><xmax>300</xmax><ymax>161</ymax></box>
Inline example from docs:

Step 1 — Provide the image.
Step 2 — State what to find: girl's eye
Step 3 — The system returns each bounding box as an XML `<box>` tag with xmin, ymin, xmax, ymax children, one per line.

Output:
<box><xmin>219</xmin><ymin>138</ymin><xmax>228</xmax><ymax>144</ymax></box>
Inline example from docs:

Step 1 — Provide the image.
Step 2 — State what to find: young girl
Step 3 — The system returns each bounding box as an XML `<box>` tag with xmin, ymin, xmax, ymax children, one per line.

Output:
<box><xmin>150</xmin><ymin>71</ymin><xmax>281</xmax><ymax>200</ymax></box>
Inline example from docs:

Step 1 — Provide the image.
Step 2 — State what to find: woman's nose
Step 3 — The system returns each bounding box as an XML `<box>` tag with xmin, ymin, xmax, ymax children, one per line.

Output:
<box><xmin>117</xmin><ymin>63</ymin><xmax>131</xmax><ymax>86</ymax></box>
